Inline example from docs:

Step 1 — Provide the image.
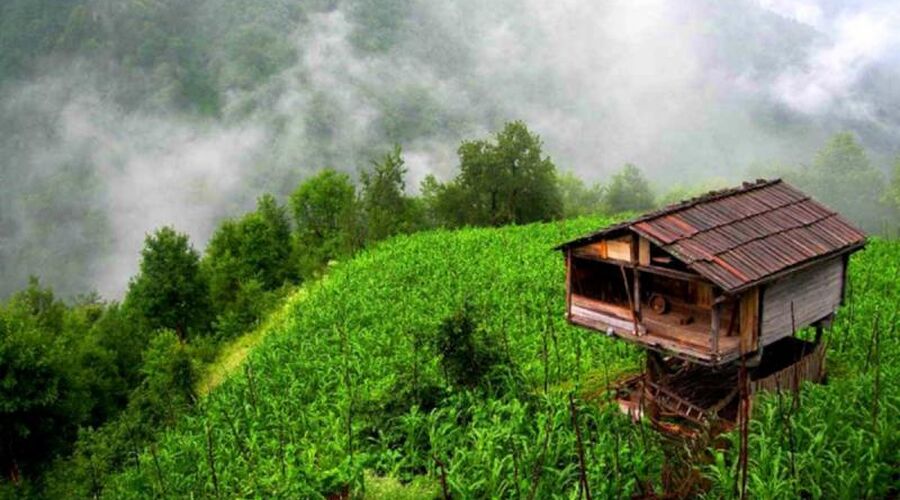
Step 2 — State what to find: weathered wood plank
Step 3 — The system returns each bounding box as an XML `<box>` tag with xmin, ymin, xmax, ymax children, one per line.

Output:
<box><xmin>639</xmin><ymin>237</ymin><xmax>651</xmax><ymax>266</ymax></box>
<box><xmin>740</xmin><ymin>288</ymin><xmax>759</xmax><ymax>353</ymax></box>
<box><xmin>638</xmin><ymin>264</ymin><xmax>706</xmax><ymax>283</ymax></box>
<box><xmin>607</xmin><ymin>237</ymin><xmax>632</xmax><ymax>262</ymax></box>
<box><xmin>761</xmin><ymin>257</ymin><xmax>842</xmax><ymax>344</ymax></box>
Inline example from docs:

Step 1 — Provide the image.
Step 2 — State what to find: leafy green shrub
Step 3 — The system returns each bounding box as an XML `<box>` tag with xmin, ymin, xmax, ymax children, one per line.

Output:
<box><xmin>434</xmin><ymin>304</ymin><xmax>504</xmax><ymax>389</ymax></box>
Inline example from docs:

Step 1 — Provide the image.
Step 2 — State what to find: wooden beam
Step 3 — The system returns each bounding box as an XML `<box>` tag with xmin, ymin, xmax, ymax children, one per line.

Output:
<box><xmin>618</xmin><ymin>265</ymin><xmax>639</xmax><ymax>335</ymax></box>
<box><xmin>569</xmin><ymin>309</ymin><xmax>741</xmax><ymax>366</ymax></box>
<box><xmin>639</xmin><ymin>264</ymin><xmax>706</xmax><ymax>283</ymax></box>
<box><xmin>571</xmin><ymin>252</ymin><xmax>631</xmax><ymax>267</ymax></box>
<box><xmin>631</xmin><ymin>234</ymin><xmax>642</xmax><ymax>328</ymax></box>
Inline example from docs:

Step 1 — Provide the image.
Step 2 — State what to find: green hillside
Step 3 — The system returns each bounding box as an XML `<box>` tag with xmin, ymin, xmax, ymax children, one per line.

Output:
<box><xmin>101</xmin><ymin>219</ymin><xmax>898</xmax><ymax>498</ymax></box>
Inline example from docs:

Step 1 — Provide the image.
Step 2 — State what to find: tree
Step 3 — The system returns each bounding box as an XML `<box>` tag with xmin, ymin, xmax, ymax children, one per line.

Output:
<box><xmin>0</xmin><ymin>316</ymin><xmax>68</xmax><ymax>480</ymax></box>
<box><xmin>202</xmin><ymin>195</ymin><xmax>294</xmax><ymax>338</ymax></box>
<box><xmin>799</xmin><ymin>133</ymin><xmax>885</xmax><ymax>233</ymax></box>
<box><xmin>135</xmin><ymin>330</ymin><xmax>197</xmax><ymax>424</ymax></box>
<box><xmin>439</xmin><ymin>121</ymin><xmax>562</xmax><ymax>227</ymax></box>
<box><xmin>360</xmin><ymin>145</ymin><xmax>415</xmax><ymax>242</ymax></box>
<box><xmin>232</xmin><ymin>194</ymin><xmax>294</xmax><ymax>290</ymax></box>
<box><xmin>557</xmin><ymin>171</ymin><xmax>604</xmax><ymax>218</ymax></box>
<box><xmin>290</xmin><ymin>169</ymin><xmax>360</xmax><ymax>278</ymax></box>
<box><xmin>882</xmin><ymin>156</ymin><xmax>900</xmax><ymax>235</ymax></box>
<box><xmin>0</xmin><ymin>279</ymin><xmax>95</xmax><ymax>480</ymax></box>
<box><xmin>125</xmin><ymin>227</ymin><xmax>211</xmax><ymax>341</ymax></box>
<box><xmin>605</xmin><ymin>163</ymin><xmax>655</xmax><ymax>213</ymax></box>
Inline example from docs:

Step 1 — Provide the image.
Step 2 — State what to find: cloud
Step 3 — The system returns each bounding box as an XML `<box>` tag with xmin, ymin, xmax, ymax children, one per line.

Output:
<box><xmin>763</xmin><ymin>1</ymin><xmax>900</xmax><ymax>119</ymax></box>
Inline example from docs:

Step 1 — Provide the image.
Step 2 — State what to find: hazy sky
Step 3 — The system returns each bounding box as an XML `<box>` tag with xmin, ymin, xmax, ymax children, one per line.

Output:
<box><xmin>1</xmin><ymin>0</ymin><xmax>899</xmax><ymax>298</ymax></box>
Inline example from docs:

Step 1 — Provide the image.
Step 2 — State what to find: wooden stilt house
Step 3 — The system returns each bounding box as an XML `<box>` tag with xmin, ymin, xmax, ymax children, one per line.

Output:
<box><xmin>556</xmin><ymin>179</ymin><xmax>866</xmax><ymax>367</ymax></box>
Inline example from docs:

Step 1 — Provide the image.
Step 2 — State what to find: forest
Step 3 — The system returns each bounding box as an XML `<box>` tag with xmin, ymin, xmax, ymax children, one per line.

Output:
<box><xmin>1</xmin><ymin>0</ymin><xmax>899</xmax><ymax>498</ymax></box>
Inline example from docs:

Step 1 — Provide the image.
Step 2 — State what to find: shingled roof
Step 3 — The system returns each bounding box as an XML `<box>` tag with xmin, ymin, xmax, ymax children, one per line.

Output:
<box><xmin>557</xmin><ymin>179</ymin><xmax>866</xmax><ymax>293</ymax></box>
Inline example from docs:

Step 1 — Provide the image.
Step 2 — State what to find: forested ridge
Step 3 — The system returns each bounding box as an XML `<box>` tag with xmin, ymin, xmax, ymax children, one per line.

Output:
<box><xmin>3</xmin><ymin>0</ymin><xmax>900</xmax><ymax>299</ymax></box>
<box><xmin>2</xmin><ymin>0</ymin><xmax>900</xmax><ymax>497</ymax></box>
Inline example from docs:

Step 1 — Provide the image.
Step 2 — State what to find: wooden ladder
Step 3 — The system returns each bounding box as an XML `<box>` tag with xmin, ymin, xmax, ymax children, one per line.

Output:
<box><xmin>645</xmin><ymin>381</ymin><xmax>709</xmax><ymax>425</ymax></box>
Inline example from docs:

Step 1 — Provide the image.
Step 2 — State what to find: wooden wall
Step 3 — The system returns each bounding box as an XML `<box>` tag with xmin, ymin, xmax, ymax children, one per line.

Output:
<box><xmin>760</xmin><ymin>257</ymin><xmax>843</xmax><ymax>345</ymax></box>
<box><xmin>572</xmin><ymin>235</ymin><xmax>633</xmax><ymax>262</ymax></box>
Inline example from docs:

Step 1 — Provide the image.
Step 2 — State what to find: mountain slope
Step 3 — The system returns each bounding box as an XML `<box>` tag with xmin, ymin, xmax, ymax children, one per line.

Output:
<box><xmin>103</xmin><ymin>220</ymin><xmax>899</xmax><ymax>498</ymax></box>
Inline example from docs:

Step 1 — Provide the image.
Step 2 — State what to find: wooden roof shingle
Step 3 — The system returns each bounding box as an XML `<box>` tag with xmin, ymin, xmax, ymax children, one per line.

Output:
<box><xmin>557</xmin><ymin>179</ymin><xmax>866</xmax><ymax>293</ymax></box>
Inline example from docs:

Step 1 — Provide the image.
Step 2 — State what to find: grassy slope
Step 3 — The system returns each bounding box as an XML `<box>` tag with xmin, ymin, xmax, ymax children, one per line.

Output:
<box><xmin>104</xmin><ymin>220</ymin><xmax>899</xmax><ymax>498</ymax></box>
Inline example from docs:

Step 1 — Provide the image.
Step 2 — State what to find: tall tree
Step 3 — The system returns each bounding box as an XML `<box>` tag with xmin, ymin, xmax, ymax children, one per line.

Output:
<box><xmin>605</xmin><ymin>163</ymin><xmax>655</xmax><ymax>213</ymax></box>
<box><xmin>233</xmin><ymin>194</ymin><xmax>294</xmax><ymax>289</ymax></box>
<box><xmin>452</xmin><ymin>121</ymin><xmax>563</xmax><ymax>226</ymax></box>
<box><xmin>557</xmin><ymin>171</ymin><xmax>604</xmax><ymax>218</ymax></box>
<box><xmin>125</xmin><ymin>227</ymin><xmax>211</xmax><ymax>340</ymax></box>
<box><xmin>886</xmin><ymin>156</ymin><xmax>900</xmax><ymax>235</ymax></box>
<box><xmin>290</xmin><ymin>169</ymin><xmax>360</xmax><ymax>278</ymax></box>
<box><xmin>202</xmin><ymin>195</ymin><xmax>293</xmax><ymax>338</ymax></box>
<box><xmin>800</xmin><ymin>133</ymin><xmax>885</xmax><ymax>233</ymax></box>
<box><xmin>360</xmin><ymin>145</ymin><xmax>415</xmax><ymax>243</ymax></box>
<box><xmin>0</xmin><ymin>279</ymin><xmax>91</xmax><ymax>479</ymax></box>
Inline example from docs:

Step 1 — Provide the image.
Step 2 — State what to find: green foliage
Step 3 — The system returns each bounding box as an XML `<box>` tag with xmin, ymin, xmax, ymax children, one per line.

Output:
<box><xmin>95</xmin><ymin>220</ymin><xmax>899</xmax><ymax>498</ymax></box>
<box><xmin>0</xmin><ymin>279</ymin><xmax>119</xmax><ymax>480</ymax></box>
<box><xmin>40</xmin><ymin>330</ymin><xmax>203</xmax><ymax>499</ymax></box>
<box><xmin>0</xmin><ymin>306</ymin><xmax>70</xmax><ymax>477</ymax></box>
<box><xmin>797</xmin><ymin>132</ymin><xmax>887</xmax><ymax>233</ymax></box>
<box><xmin>420</xmin><ymin>174</ymin><xmax>470</xmax><ymax>229</ymax></box>
<box><xmin>205</xmin><ymin>194</ymin><xmax>294</xmax><ymax>293</ymax></box>
<box><xmin>557</xmin><ymin>170</ymin><xmax>605</xmax><ymax>217</ymax></box>
<box><xmin>433</xmin><ymin>305</ymin><xmax>503</xmax><ymax>389</ymax></box>
<box><xmin>0</xmin><ymin>0</ymin><xmax>90</xmax><ymax>82</ymax></box>
<box><xmin>434</xmin><ymin>121</ymin><xmax>563</xmax><ymax>227</ymax></box>
<box><xmin>126</xmin><ymin>227</ymin><xmax>212</xmax><ymax>340</ymax></box>
<box><xmin>884</xmin><ymin>157</ymin><xmax>900</xmax><ymax>235</ymax></box>
<box><xmin>290</xmin><ymin>169</ymin><xmax>360</xmax><ymax>279</ymax></box>
<box><xmin>360</xmin><ymin>145</ymin><xmax>418</xmax><ymax>242</ymax></box>
<box><xmin>605</xmin><ymin>163</ymin><xmax>655</xmax><ymax>213</ymax></box>
<box><xmin>99</xmin><ymin>217</ymin><xmax>668</xmax><ymax>498</ymax></box>
<box><xmin>135</xmin><ymin>330</ymin><xmax>198</xmax><ymax>423</ymax></box>
<box><xmin>222</xmin><ymin>25</ymin><xmax>295</xmax><ymax>91</ymax></box>
<box><xmin>202</xmin><ymin>195</ymin><xmax>295</xmax><ymax>341</ymax></box>
<box><xmin>348</xmin><ymin>0</ymin><xmax>411</xmax><ymax>53</ymax></box>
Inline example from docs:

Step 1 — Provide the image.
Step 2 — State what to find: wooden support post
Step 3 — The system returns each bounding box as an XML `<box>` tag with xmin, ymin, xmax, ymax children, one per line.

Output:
<box><xmin>711</xmin><ymin>301</ymin><xmax>720</xmax><ymax>356</ymax></box>
<box><xmin>619</xmin><ymin>265</ymin><xmax>639</xmax><ymax>336</ymax></box>
<box><xmin>631</xmin><ymin>234</ymin><xmax>642</xmax><ymax>335</ymax></box>
<box><xmin>633</xmin><ymin>269</ymin><xmax>642</xmax><ymax>322</ymax></box>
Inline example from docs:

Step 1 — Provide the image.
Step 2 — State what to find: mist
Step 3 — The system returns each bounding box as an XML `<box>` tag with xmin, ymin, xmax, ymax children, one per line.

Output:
<box><xmin>1</xmin><ymin>0</ymin><xmax>899</xmax><ymax>299</ymax></box>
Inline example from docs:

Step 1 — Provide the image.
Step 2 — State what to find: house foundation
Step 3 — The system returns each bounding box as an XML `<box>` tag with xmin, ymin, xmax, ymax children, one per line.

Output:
<box><xmin>615</xmin><ymin>336</ymin><xmax>827</xmax><ymax>437</ymax></box>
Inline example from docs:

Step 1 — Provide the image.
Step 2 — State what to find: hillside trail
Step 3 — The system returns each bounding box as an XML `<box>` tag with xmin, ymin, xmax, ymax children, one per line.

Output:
<box><xmin>195</xmin><ymin>287</ymin><xmax>310</xmax><ymax>397</ymax></box>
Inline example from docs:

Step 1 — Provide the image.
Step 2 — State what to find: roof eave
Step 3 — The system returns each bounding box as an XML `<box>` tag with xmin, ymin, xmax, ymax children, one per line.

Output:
<box><xmin>716</xmin><ymin>240</ymin><xmax>867</xmax><ymax>295</ymax></box>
